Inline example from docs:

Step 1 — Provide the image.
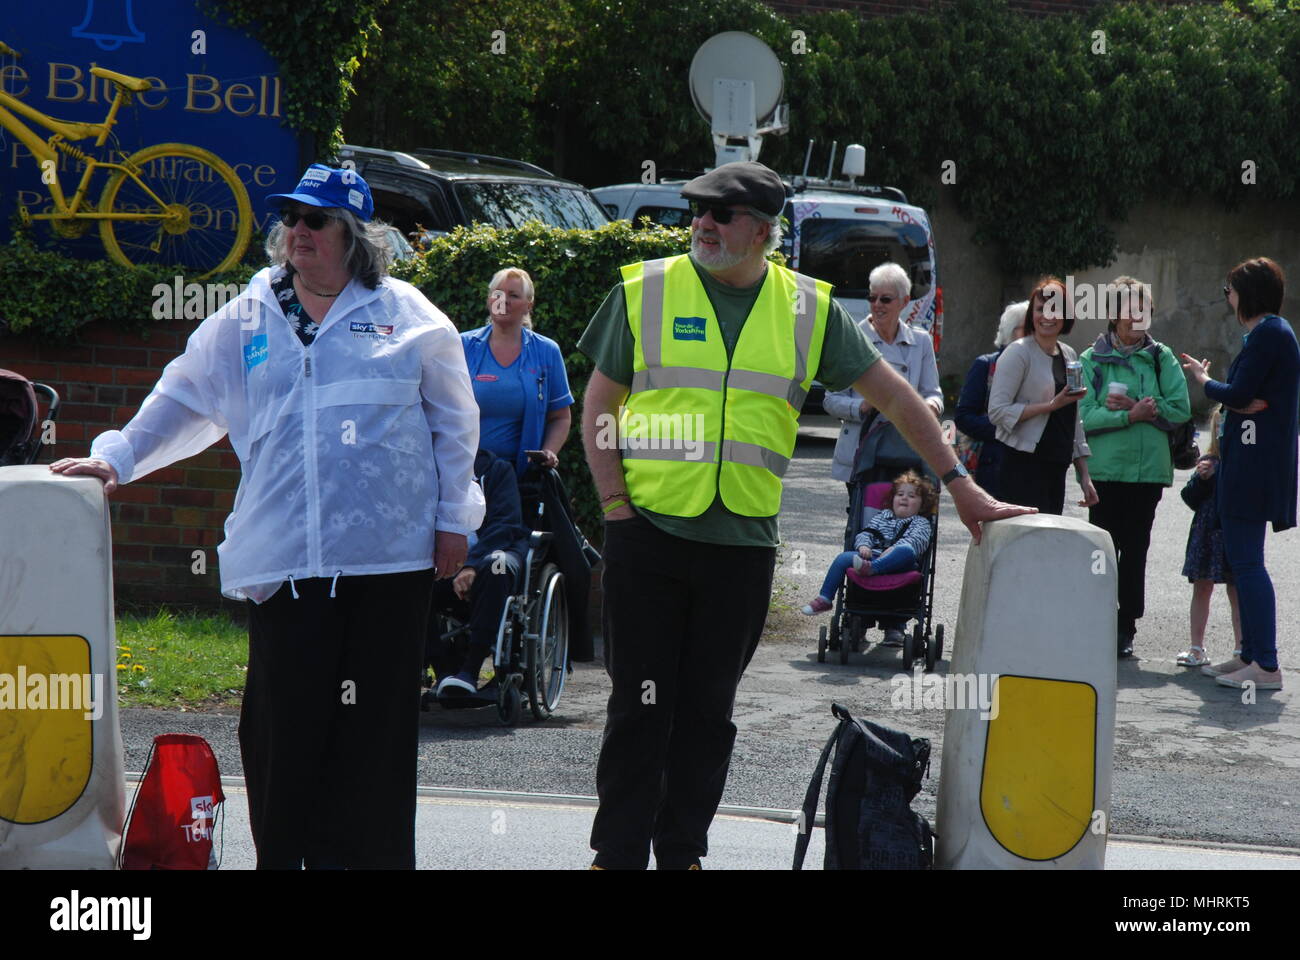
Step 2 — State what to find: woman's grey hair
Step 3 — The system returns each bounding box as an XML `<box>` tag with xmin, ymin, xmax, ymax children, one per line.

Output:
<box><xmin>265</xmin><ymin>208</ymin><xmax>394</xmax><ymax>289</ymax></box>
<box><xmin>745</xmin><ymin>206</ymin><xmax>784</xmax><ymax>256</ymax></box>
<box><xmin>869</xmin><ymin>262</ymin><xmax>911</xmax><ymax>300</ymax></box>
<box><xmin>1109</xmin><ymin>274</ymin><xmax>1153</xmax><ymax>332</ymax></box>
<box><xmin>994</xmin><ymin>300</ymin><xmax>1029</xmax><ymax>348</ymax></box>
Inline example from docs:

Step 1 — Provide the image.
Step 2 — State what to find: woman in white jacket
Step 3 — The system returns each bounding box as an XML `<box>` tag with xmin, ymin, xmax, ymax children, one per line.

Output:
<box><xmin>52</xmin><ymin>165</ymin><xmax>484</xmax><ymax>869</ymax></box>
<box><xmin>988</xmin><ymin>276</ymin><xmax>1099</xmax><ymax>515</ymax></box>
<box><xmin>825</xmin><ymin>262</ymin><xmax>943</xmax><ymax>487</ymax></box>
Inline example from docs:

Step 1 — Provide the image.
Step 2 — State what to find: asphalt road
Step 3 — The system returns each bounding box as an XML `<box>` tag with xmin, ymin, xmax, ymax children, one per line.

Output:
<box><xmin>119</xmin><ymin>427</ymin><xmax>1300</xmax><ymax>854</ymax></box>
<box><xmin>200</xmin><ymin>781</ymin><xmax>1300</xmax><ymax>870</ymax></box>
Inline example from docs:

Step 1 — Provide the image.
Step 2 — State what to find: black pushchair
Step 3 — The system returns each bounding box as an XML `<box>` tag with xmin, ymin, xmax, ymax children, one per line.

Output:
<box><xmin>817</xmin><ymin>430</ymin><xmax>945</xmax><ymax>673</ymax></box>
<box><xmin>0</xmin><ymin>368</ymin><xmax>60</xmax><ymax>465</ymax></box>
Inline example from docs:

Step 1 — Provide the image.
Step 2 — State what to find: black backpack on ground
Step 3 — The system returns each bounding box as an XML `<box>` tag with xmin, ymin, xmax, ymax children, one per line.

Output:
<box><xmin>793</xmin><ymin>703</ymin><xmax>934</xmax><ymax>870</ymax></box>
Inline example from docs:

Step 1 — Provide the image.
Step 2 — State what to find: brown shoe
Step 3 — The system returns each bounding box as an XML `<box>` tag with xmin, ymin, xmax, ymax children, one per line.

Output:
<box><xmin>1201</xmin><ymin>655</ymin><xmax>1246</xmax><ymax>678</ymax></box>
<box><xmin>1215</xmin><ymin>664</ymin><xmax>1283</xmax><ymax>690</ymax></box>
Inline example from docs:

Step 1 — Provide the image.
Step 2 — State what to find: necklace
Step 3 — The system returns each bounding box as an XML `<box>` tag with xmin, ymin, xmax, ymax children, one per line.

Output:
<box><xmin>295</xmin><ymin>274</ymin><xmax>342</xmax><ymax>298</ymax></box>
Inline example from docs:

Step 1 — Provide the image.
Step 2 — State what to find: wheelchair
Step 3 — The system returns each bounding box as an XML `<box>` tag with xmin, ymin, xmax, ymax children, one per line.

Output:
<box><xmin>421</xmin><ymin>467</ymin><xmax>573</xmax><ymax>725</ymax></box>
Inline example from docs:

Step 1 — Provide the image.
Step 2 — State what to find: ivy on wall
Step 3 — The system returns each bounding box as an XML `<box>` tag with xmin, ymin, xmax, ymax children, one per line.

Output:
<box><xmin>346</xmin><ymin>0</ymin><xmax>1299</xmax><ymax>276</ymax></box>
<box><xmin>200</xmin><ymin>0</ymin><xmax>384</xmax><ymax>156</ymax></box>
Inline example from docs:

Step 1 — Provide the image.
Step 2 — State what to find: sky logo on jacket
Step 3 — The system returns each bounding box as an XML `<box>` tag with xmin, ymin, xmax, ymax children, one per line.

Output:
<box><xmin>673</xmin><ymin>316</ymin><xmax>707</xmax><ymax>341</ymax></box>
<box><xmin>243</xmin><ymin>335</ymin><xmax>268</xmax><ymax>371</ymax></box>
<box><xmin>351</xmin><ymin>320</ymin><xmax>394</xmax><ymax>338</ymax></box>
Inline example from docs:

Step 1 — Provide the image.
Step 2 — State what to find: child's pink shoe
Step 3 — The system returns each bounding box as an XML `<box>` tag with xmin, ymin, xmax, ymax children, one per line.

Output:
<box><xmin>801</xmin><ymin>596</ymin><xmax>833</xmax><ymax>615</ymax></box>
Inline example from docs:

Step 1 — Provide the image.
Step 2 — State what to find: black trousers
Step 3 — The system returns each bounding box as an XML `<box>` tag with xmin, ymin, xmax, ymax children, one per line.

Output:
<box><xmin>428</xmin><ymin>552</ymin><xmax>519</xmax><ymax>677</ymax></box>
<box><xmin>591</xmin><ymin>514</ymin><xmax>776</xmax><ymax>869</ymax></box>
<box><xmin>240</xmin><ymin>569</ymin><xmax>433</xmax><ymax>869</ymax></box>
<box><xmin>998</xmin><ymin>448</ymin><xmax>1070</xmax><ymax>515</ymax></box>
<box><xmin>1089</xmin><ymin>481</ymin><xmax>1164</xmax><ymax>637</ymax></box>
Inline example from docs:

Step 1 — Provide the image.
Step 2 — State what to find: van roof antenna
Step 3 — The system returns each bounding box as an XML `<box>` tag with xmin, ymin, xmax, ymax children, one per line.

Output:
<box><xmin>825</xmin><ymin>142</ymin><xmax>838</xmax><ymax>182</ymax></box>
<box><xmin>802</xmin><ymin>140</ymin><xmax>814</xmax><ymax>178</ymax></box>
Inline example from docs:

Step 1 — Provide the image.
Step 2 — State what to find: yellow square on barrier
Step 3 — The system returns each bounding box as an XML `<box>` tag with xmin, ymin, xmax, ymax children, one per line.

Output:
<box><xmin>979</xmin><ymin>675</ymin><xmax>1097</xmax><ymax>861</ymax></box>
<box><xmin>0</xmin><ymin>635</ymin><xmax>97</xmax><ymax>825</ymax></box>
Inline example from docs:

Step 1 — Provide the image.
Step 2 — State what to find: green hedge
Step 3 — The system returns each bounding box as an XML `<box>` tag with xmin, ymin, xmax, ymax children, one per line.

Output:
<box><xmin>0</xmin><ymin>232</ymin><xmax>256</xmax><ymax>340</ymax></box>
<box><xmin>395</xmin><ymin>219</ymin><xmax>696</xmax><ymax>533</ymax></box>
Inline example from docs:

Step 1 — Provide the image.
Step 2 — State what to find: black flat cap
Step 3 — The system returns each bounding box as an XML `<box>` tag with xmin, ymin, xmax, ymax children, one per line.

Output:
<box><xmin>680</xmin><ymin>161</ymin><xmax>786</xmax><ymax>218</ymax></box>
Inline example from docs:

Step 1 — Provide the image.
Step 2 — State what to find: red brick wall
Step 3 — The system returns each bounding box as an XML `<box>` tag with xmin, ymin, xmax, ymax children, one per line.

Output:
<box><xmin>767</xmin><ymin>0</ymin><xmax>1222</xmax><ymax>16</ymax></box>
<box><xmin>4</xmin><ymin>321</ymin><xmax>242</xmax><ymax>612</ymax></box>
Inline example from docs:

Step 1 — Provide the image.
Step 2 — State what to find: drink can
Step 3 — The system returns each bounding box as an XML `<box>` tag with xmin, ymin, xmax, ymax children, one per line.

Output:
<box><xmin>1066</xmin><ymin>361</ymin><xmax>1083</xmax><ymax>392</ymax></box>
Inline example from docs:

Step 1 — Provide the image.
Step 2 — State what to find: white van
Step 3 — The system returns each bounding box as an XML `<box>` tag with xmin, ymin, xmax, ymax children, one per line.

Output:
<box><xmin>592</xmin><ymin>178</ymin><xmax>943</xmax><ymax>353</ymax></box>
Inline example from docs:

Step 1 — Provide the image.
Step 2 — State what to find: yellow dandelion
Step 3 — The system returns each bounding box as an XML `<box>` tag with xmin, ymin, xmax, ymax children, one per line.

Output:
<box><xmin>120</xmin><ymin>652</ymin><xmax>132</xmax><ymax>660</ymax></box>
<box><xmin>116</xmin><ymin>664</ymin><xmax>127</xmax><ymax>671</ymax></box>
<box><xmin>132</xmin><ymin>664</ymin><xmax>146</xmax><ymax>673</ymax></box>
<box><xmin>147</xmin><ymin>646</ymin><xmax>157</xmax><ymax>652</ymax></box>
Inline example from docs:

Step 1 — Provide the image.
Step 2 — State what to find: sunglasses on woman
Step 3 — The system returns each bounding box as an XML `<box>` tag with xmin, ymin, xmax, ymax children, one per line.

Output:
<box><xmin>280</xmin><ymin>207</ymin><xmax>335</xmax><ymax>230</ymax></box>
<box><xmin>866</xmin><ymin>295</ymin><xmax>896</xmax><ymax>304</ymax></box>
<box><xmin>688</xmin><ymin>201</ymin><xmax>751</xmax><ymax>224</ymax></box>
<box><xmin>1223</xmin><ymin>284</ymin><xmax>1232</xmax><ymax>302</ymax></box>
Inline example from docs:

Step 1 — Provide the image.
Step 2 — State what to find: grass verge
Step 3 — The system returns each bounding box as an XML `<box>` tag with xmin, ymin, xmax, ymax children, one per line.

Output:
<box><xmin>114</xmin><ymin>608</ymin><xmax>247</xmax><ymax>710</ymax></box>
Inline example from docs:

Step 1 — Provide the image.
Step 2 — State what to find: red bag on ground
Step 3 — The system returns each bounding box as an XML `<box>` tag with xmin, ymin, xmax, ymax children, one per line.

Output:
<box><xmin>120</xmin><ymin>734</ymin><xmax>225</xmax><ymax>870</ymax></box>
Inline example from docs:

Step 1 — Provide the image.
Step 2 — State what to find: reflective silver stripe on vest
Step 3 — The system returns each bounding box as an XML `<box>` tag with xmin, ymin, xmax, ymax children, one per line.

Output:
<box><xmin>721</xmin><ymin>438</ymin><xmax>791</xmax><ymax>477</ymax></box>
<box><xmin>631</xmin><ymin>367</ymin><xmax>724</xmax><ymax>393</ymax></box>
<box><xmin>622</xmin><ymin>441</ymin><xmax>719</xmax><ymax>462</ymax></box>
<box><xmin>793</xmin><ymin>272</ymin><xmax>819</xmax><ymax>385</ymax></box>
<box><xmin>639</xmin><ymin>258</ymin><xmax>668</xmax><ymax>369</ymax></box>
<box><xmin>727</xmin><ymin>369</ymin><xmax>808</xmax><ymax>408</ymax></box>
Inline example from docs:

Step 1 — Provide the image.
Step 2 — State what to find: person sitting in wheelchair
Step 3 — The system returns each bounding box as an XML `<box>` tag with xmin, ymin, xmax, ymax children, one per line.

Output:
<box><xmin>431</xmin><ymin>449</ymin><xmax>531</xmax><ymax>696</ymax></box>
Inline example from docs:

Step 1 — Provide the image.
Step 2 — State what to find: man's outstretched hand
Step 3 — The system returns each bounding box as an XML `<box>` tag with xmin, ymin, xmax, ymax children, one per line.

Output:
<box><xmin>947</xmin><ymin>478</ymin><xmax>1036</xmax><ymax>545</ymax></box>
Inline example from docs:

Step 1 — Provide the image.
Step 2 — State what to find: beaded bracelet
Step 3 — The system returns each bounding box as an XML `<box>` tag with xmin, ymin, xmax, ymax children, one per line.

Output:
<box><xmin>600</xmin><ymin>490</ymin><xmax>630</xmax><ymax>503</ymax></box>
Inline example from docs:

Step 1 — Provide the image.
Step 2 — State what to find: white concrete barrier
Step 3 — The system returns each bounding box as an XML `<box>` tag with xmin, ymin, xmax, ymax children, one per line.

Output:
<box><xmin>0</xmin><ymin>464</ymin><xmax>125</xmax><ymax>868</ymax></box>
<box><xmin>936</xmin><ymin>514</ymin><xmax>1117</xmax><ymax>869</ymax></box>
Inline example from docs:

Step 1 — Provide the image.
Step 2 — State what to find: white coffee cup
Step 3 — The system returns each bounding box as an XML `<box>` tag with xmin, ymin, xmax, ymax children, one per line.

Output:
<box><xmin>1108</xmin><ymin>382</ymin><xmax>1129</xmax><ymax>397</ymax></box>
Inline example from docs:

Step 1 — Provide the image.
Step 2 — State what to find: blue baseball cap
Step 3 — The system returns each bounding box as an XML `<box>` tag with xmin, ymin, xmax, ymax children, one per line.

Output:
<box><xmin>266</xmin><ymin>163</ymin><xmax>375</xmax><ymax>222</ymax></box>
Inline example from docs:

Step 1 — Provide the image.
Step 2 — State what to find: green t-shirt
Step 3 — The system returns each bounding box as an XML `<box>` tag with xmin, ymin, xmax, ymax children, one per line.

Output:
<box><xmin>577</xmin><ymin>257</ymin><xmax>880</xmax><ymax>546</ymax></box>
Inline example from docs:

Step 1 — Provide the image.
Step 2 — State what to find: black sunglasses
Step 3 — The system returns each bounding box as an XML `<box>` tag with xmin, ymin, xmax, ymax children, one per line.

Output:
<box><xmin>688</xmin><ymin>201</ymin><xmax>751</xmax><ymax>224</ymax></box>
<box><xmin>866</xmin><ymin>295</ymin><xmax>896</xmax><ymax>304</ymax></box>
<box><xmin>1222</xmin><ymin>284</ymin><xmax>1232</xmax><ymax>302</ymax></box>
<box><xmin>280</xmin><ymin>207</ymin><xmax>334</xmax><ymax>230</ymax></box>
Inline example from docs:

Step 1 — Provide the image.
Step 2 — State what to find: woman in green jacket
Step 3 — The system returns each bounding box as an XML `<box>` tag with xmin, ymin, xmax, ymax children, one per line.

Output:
<box><xmin>1079</xmin><ymin>277</ymin><xmax>1192</xmax><ymax>658</ymax></box>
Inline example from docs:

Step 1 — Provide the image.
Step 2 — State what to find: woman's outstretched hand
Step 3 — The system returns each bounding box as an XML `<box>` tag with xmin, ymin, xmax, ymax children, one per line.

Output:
<box><xmin>50</xmin><ymin>458</ymin><xmax>119</xmax><ymax>495</ymax></box>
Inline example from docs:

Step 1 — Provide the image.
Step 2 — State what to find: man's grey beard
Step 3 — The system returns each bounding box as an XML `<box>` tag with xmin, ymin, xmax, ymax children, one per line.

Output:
<box><xmin>690</xmin><ymin>231</ymin><xmax>748</xmax><ymax>271</ymax></box>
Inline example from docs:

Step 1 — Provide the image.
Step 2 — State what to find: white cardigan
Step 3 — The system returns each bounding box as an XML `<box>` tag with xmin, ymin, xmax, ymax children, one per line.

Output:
<box><xmin>987</xmin><ymin>336</ymin><xmax>1090</xmax><ymax>461</ymax></box>
<box><xmin>824</xmin><ymin>320</ymin><xmax>943</xmax><ymax>481</ymax></box>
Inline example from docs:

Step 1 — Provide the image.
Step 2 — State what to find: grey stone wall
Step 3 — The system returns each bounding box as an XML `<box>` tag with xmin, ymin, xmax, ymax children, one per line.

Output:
<box><xmin>929</xmin><ymin>185</ymin><xmax>1300</xmax><ymax>419</ymax></box>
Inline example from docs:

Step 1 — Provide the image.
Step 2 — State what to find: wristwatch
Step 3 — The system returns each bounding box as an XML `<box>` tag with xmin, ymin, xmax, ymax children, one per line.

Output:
<box><xmin>941</xmin><ymin>462</ymin><xmax>969</xmax><ymax>485</ymax></box>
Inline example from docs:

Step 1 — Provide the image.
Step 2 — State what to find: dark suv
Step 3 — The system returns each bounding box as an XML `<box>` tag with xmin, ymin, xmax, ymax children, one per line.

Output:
<box><xmin>338</xmin><ymin>145</ymin><xmax>609</xmax><ymax>239</ymax></box>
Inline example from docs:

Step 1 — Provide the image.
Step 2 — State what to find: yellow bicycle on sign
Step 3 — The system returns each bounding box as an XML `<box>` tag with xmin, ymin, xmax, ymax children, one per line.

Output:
<box><xmin>0</xmin><ymin>39</ymin><xmax>252</xmax><ymax>279</ymax></box>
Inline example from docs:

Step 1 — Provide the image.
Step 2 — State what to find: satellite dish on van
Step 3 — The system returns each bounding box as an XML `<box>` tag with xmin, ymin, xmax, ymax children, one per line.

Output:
<box><xmin>688</xmin><ymin>32</ymin><xmax>788</xmax><ymax>166</ymax></box>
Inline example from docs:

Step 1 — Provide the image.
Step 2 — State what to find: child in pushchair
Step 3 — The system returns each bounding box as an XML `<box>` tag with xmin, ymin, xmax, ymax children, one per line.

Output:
<box><xmin>806</xmin><ymin>464</ymin><xmax>946</xmax><ymax>670</ymax></box>
<box><xmin>802</xmin><ymin>469</ymin><xmax>936</xmax><ymax>622</ymax></box>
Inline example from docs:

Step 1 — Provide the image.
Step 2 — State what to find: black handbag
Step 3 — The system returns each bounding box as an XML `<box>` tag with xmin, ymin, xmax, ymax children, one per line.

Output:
<box><xmin>1152</xmin><ymin>348</ymin><xmax>1200</xmax><ymax>468</ymax></box>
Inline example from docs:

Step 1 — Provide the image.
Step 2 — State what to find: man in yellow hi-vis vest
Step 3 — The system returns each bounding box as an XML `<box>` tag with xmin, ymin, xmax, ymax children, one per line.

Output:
<box><xmin>578</xmin><ymin>161</ymin><xmax>1031</xmax><ymax>869</ymax></box>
